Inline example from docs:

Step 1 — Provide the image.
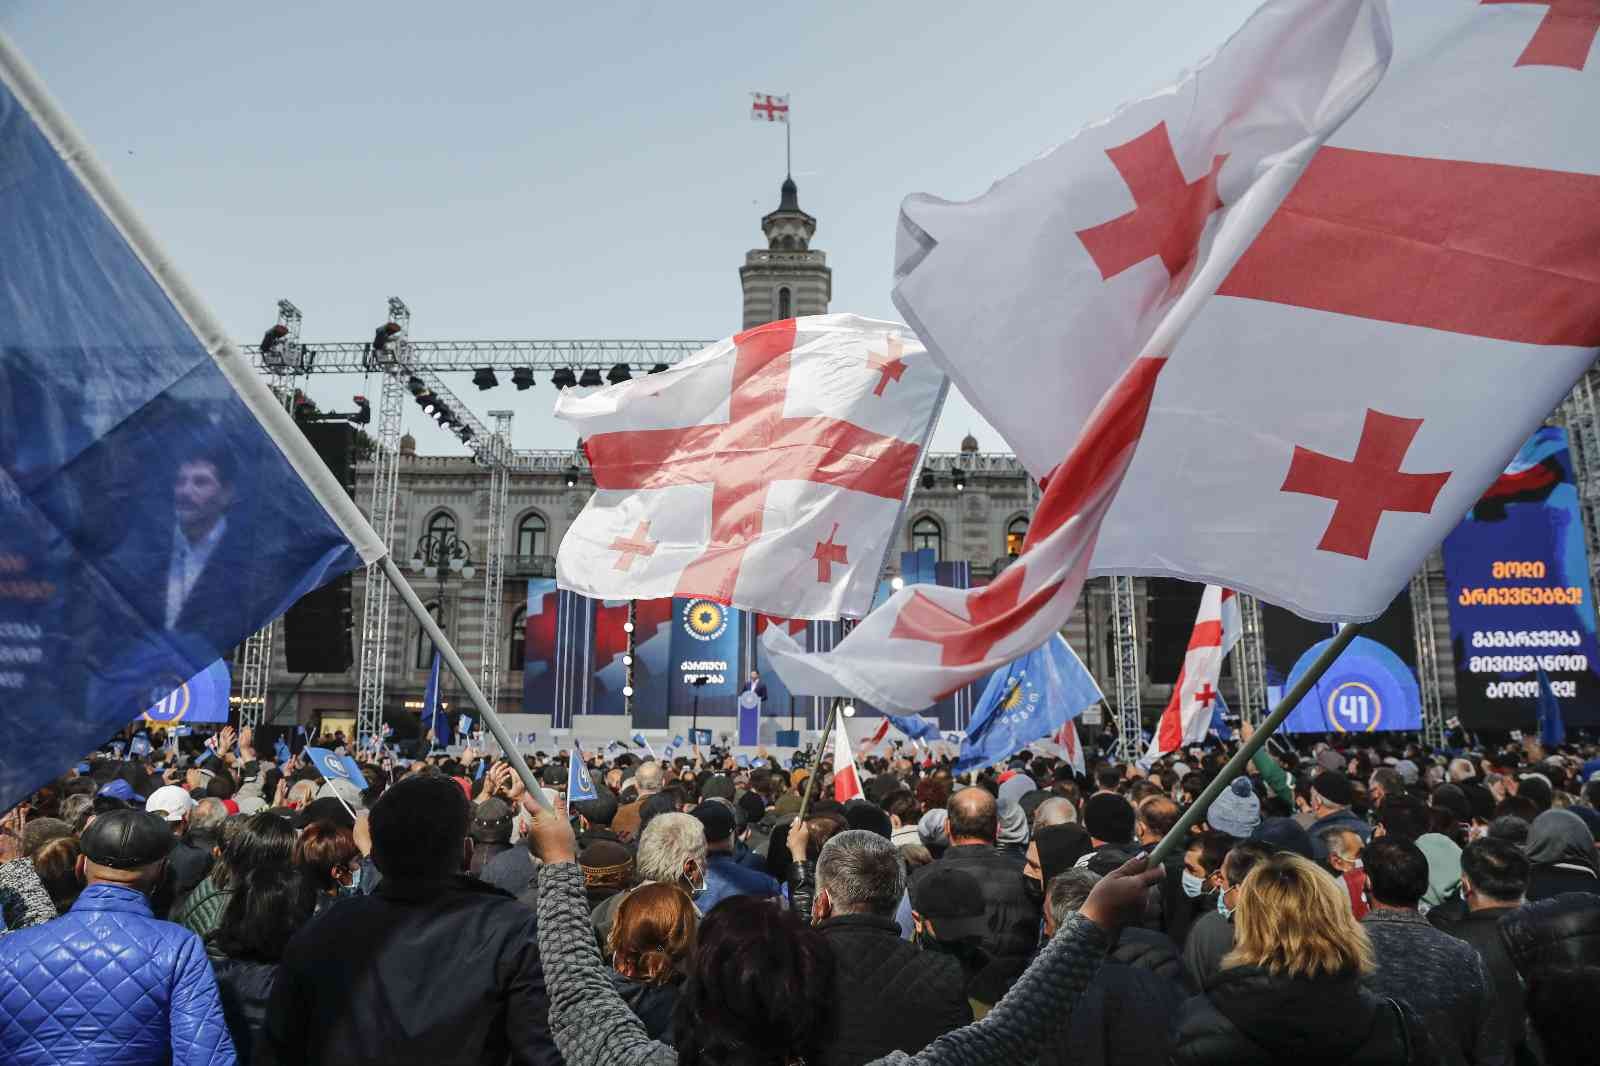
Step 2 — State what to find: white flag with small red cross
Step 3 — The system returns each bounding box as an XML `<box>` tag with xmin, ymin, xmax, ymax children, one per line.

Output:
<box><xmin>750</xmin><ymin>92</ymin><xmax>789</xmax><ymax>123</ymax></box>
<box><xmin>834</xmin><ymin>719</ymin><xmax>864</xmax><ymax>803</ymax></box>
<box><xmin>554</xmin><ymin>314</ymin><xmax>945</xmax><ymax>620</ymax></box>
<box><xmin>770</xmin><ymin>0</ymin><xmax>1600</xmax><ymax>714</ymax></box>
<box><xmin>1146</xmin><ymin>586</ymin><xmax>1242</xmax><ymax>762</ymax></box>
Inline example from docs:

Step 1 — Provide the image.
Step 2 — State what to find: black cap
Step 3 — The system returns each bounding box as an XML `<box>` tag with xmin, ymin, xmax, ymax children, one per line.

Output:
<box><xmin>294</xmin><ymin>797</ymin><xmax>356</xmax><ymax>832</ymax></box>
<box><xmin>1249</xmin><ymin>817</ymin><xmax>1316</xmax><ymax>861</ymax></box>
<box><xmin>1084</xmin><ymin>793</ymin><xmax>1136</xmax><ymax>844</ymax></box>
<box><xmin>691</xmin><ymin>801</ymin><xmax>735</xmax><ymax>844</ymax></box>
<box><xmin>913</xmin><ymin>867</ymin><xmax>988</xmax><ymax>941</ymax></box>
<box><xmin>1312</xmin><ymin>770</ymin><xmax>1353</xmax><ymax>807</ymax></box>
<box><xmin>80</xmin><ymin>809</ymin><xmax>173</xmax><ymax>870</ymax></box>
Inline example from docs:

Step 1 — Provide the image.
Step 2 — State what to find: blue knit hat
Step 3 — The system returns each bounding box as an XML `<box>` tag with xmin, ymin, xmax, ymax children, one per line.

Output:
<box><xmin>1206</xmin><ymin>776</ymin><xmax>1261</xmax><ymax>839</ymax></box>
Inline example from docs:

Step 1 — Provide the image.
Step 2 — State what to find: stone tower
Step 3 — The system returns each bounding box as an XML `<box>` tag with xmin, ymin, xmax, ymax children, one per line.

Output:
<box><xmin>740</xmin><ymin>176</ymin><xmax>832</xmax><ymax>329</ymax></box>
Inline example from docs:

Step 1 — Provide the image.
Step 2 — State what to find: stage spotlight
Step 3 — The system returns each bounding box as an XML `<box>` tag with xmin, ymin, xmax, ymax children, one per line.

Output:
<box><xmin>842</xmin><ymin>704</ymin><xmax>857</xmax><ymax>718</ymax></box>
<box><xmin>551</xmin><ymin>368</ymin><xmax>577</xmax><ymax>389</ymax></box>
<box><xmin>952</xmin><ymin>469</ymin><xmax>966</xmax><ymax>492</ymax></box>
<box><xmin>564</xmin><ymin>466</ymin><xmax>579</xmax><ymax>488</ymax></box>
<box><xmin>352</xmin><ymin>396</ymin><xmax>372</xmax><ymax>425</ymax></box>
<box><xmin>920</xmin><ymin>470</ymin><xmax>936</xmax><ymax>490</ymax></box>
<box><xmin>607</xmin><ymin>363</ymin><xmax>632</xmax><ymax>385</ymax></box>
<box><xmin>472</xmin><ymin>367</ymin><xmax>499</xmax><ymax>390</ymax></box>
<box><xmin>512</xmin><ymin>367</ymin><xmax>535</xmax><ymax>391</ymax></box>
<box><xmin>407</xmin><ymin>375</ymin><xmax>427</xmax><ymax>394</ymax></box>
<box><xmin>622</xmin><ymin>654</ymin><xmax>633</xmax><ymax>667</ymax></box>
<box><xmin>372</xmin><ymin>321</ymin><xmax>401</xmax><ymax>355</ymax></box>
<box><xmin>623</xmin><ymin>685</ymin><xmax>634</xmax><ymax>698</ymax></box>
<box><xmin>891</xmin><ymin>576</ymin><xmax>905</xmax><ymax>591</ymax></box>
<box><xmin>622</xmin><ymin>621</ymin><xmax>635</xmax><ymax>634</ymax></box>
<box><xmin>578</xmin><ymin>368</ymin><xmax>604</xmax><ymax>388</ymax></box>
<box><xmin>649</xmin><ymin>363</ymin><xmax>671</xmax><ymax>375</ymax></box>
<box><xmin>457</xmin><ymin>425</ymin><xmax>474</xmax><ymax>442</ymax></box>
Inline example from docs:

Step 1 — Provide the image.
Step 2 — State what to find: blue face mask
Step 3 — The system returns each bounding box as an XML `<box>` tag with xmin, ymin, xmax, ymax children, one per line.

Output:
<box><xmin>1181</xmin><ymin>870</ymin><xmax>1205</xmax><ymax>899</ymax></box>
<box><xmin>1216</xmin><ymin>886</ymin><xmax>1234</xmax><ymax>920</ymax></box>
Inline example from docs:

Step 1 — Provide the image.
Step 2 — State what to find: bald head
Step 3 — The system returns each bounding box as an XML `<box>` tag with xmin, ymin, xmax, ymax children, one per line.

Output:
<box><xmin>948</xmin><ymin>787</ymin><xmax>997</xmax><ymax>845</ymax></box>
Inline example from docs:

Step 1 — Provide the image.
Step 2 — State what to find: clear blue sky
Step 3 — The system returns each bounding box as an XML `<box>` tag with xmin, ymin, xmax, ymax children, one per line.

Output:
<box><xmin>7</xmin><ymin>0</ymin><xmax>1262</xmax><ymax>456</ymax></box>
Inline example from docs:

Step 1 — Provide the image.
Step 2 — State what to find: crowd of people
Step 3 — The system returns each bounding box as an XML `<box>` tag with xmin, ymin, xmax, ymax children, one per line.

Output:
<box><xmin>0</xmin><ymin>719</ymin><xmax>1598</xmax><ymax>1066</ymax></box>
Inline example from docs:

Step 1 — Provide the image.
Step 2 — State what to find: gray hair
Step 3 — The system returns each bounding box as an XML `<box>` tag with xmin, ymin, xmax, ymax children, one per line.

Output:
<box><xmin>633</xmin><ymin>760</ymin><xmax>664</xmax><ymax>795</ymax></box>
<box><xmin>1046</xmin><ymin>868</ymin><xmax>1101</xmax><ymax>932</ymax></box>
<box><xmin>817</xmin><ymin>829</ymin><xmax>905</xmax><ymax>917</ymax></box>
<box><xmin>636</xmin><ymin>812</ymin><xmax>706</xmax><ymax>883</ymax></box>
<box><xmin>1033</xmin><ymin>797</ymin><xmax>1077</xmax><ymax>830</ymax></box>
<box><xmin>1318</xmin><ymin>826</ymin><xmax>1362</xmax><ymax>863</ymax></box>
<box><xmin>60</xmin><ymin>794</ymin><xmax>94</xmax><ymax>834</ymax></box>
<box><xmin>1448</xmin><ymin>758</ymin><xmax>1476</xmax><ymax>783</ymax></box>
<box><xmin>190</xmin><ymin>797</ymin><xmax>228</xmax><ymax>833</ymax></box>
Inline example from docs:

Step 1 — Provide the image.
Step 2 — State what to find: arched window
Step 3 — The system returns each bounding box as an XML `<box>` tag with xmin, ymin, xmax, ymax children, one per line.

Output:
<box><xmin>510</xmin><ymin>605</ymin><xmax>527</xmax><ymax>672</ymax></box>
<box><xmin>911</xmin><ymin>515</ymin><xmax>943</xmax><ymax>559</ymax></box>
<box><xmin>516</xmin><ymin>513</ymin><xmax>548</xmax><ymax>558</ymax></box>
<box><xmin>777</xmin><ymin>287</ymin><xmax>792</xmax><ymax>319</ymax></box>
<box><xmin>416</xmin><ymin>602</ymin><xmax>443</xmax><ymax>670</ymax></box>
<box><xmin>1006</xmin><ymin>516</ymin><xmax>1030</xmax><ymax>557</ymax></box>
<box><xmin>425</xmin><ymin>510</ymin><xmax>456</xmax><ymax>542</ymax></box>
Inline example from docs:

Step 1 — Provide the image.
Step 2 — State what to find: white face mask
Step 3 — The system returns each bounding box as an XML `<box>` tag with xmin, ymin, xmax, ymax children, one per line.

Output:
<box><xmin>1181</xmin><ymin>870</ymin><xmax>1206</xmax><ymax>898</ymax></box>
<box><xmin>684</xmin><ymin>860</ymin><xmax>707</xmax><ymax>898</ymax></box>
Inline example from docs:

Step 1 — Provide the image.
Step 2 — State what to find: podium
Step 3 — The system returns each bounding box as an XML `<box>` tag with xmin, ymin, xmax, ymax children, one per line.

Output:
<box><xmin>737</xmin><ymin>690</ymin><xmax>762</xmax><ymax>746</ymax></box>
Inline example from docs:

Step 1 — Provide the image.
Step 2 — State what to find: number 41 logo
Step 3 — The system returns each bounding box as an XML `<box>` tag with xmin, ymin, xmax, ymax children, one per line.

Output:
<box><xmin>1326</xmin><ymin>681</ymin><xmax>1381</xmax><ymax>733</ymax></box>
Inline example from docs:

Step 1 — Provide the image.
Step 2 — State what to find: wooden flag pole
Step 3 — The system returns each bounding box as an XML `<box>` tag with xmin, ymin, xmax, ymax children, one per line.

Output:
<box><xmin>795</xmin><ymin>697</ymin><xmax>842</xmax><ymax>826</ymax></box>
<box><xmin>1145</xmin><ymin>622</ymin><xmax>1366</xmax><ymax>867</ymax></box>
<box><xmin>383</xmin><ymin>556</ymin><xmax>554</xmax><ymax>812</ymax></box>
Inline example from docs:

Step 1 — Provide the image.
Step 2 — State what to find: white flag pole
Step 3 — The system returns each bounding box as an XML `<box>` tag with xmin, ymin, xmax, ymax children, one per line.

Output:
<box><xmin>1145</xmin><ymin>622</ymin><xmax>1365</xmax><ymax>866</ymax></box>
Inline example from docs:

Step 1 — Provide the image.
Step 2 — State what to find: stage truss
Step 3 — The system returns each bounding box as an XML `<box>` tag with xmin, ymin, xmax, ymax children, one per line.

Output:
<box><xmin>1111</xmin><ymin>576</ymin><xmax>1141</xmax><ymax>760</ymax></box>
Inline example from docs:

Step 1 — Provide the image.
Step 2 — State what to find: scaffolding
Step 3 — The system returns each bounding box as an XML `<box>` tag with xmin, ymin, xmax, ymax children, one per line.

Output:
<box><xmin>235</xmin><ymin>621</ymin><xmax>275</xmax><ymax>729</ymax></box>
<box><xmin>354</xmin><ymin>298</ymin><xmax>411</xmax><ymax>748</ymax></box>
<box><xmin>1560</xmin><ymin>366</ymin><xmax>1600</xmax><ymax>585</ymax></box>
<box><xmin>1233</xmin><ymin>593</ymin><xmax>1268</xmax><ymax>726</ymax></box>
<box><xmin>1111</xmin><ymin>576</ymin><xmax>1142</xmax><ymax>760</ymax></box>
<box><xmin>477</xmin><ymin>410</ymin><xmax>514</xmax><ymax>720</ymax></box>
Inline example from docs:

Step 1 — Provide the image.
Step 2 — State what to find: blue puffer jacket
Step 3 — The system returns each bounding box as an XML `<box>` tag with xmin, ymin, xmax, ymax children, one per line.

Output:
<box><xmin>0</xmin><ymin>882</ymin><xmax>237</xmax><ymax>1065</ymax></box>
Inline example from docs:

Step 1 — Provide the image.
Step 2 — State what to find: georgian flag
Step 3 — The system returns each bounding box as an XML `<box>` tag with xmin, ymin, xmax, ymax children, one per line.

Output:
<box><xmin>1146</xmin><ymin>586</ymin><xmax>1242</xmax><ymax>761</ymax></box>
<box><xmin>834</xmin><ymin>718</ymin><xmax>864</xmax><ymax>803</ymax></box>
<box><xmin>555</xmin><ymin>315</ymin><xmax>946</xmax><ymax>621</ymax></box>
<box><xmin>769</xmin><ymin>0</ymin><xmax>1600</xmax><ymax>714</ymax></box>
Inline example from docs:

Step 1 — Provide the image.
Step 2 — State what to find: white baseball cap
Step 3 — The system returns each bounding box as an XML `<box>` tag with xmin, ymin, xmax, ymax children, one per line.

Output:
<box><xmin>144</xmin><ymin>784</ymin><xmax>196</xmax><ymax>823</ymax></box>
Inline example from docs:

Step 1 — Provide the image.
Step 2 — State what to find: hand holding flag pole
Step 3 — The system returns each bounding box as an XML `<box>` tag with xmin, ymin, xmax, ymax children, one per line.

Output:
<box><xmin>1146</xmin><ymin>622</ymin><xmax>1364</xmax><ymax>867</ymax></box>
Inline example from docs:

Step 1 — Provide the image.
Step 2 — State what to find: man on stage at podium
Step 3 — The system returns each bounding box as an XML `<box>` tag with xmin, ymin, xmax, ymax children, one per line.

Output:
<box><xmin>737</xmin><ymin>671</ymin><xmax>767</xmax><ymax>746</ymax></box>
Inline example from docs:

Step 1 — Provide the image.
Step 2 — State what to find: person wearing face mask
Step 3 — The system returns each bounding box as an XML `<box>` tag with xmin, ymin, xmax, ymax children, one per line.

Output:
<box><xmin>291</xmin><ymin>819</ymin><xmax>362</xmax><ymax>914</ymax></box>
<box><xmin>1183</xmin><ymin>842</ymin><xmax>1272</xmax><ymax>992</ymax></box>
<box><xmin>1321</xmin><ymin>827</ymin><xmax>1370</xmax><ymax>919</ymax></box>
<box><xmin>1175</xmin><ymin>833</ymin><xmax>1231</xmax><ymax>949</ymax></box>
<box><xmin>592</xmin><ymin>812</ymin><xmax>710</xmax><ymax>950</ymax></box>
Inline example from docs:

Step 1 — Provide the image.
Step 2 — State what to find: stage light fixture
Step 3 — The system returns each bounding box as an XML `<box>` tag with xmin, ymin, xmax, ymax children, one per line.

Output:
<box><xmin>842</xmin><ymin>704</ymin><xmax>857</xmax><ymax>718</ymax></box>
<box><xmin>564</xmin><ymin>466</ymin><xmax>580</xmax><ymax>488</ymax></box>
<box><xmin>607</xmin><ymin>363</ymin><xmax>632</xmax><ymax>385</ymax></box>
<box><xmin>649</xmin><ymin>363</ymin><xmax>671</xmax><ymax>375</ymax></box>
<box><xmin>551</xmin><ymin>368</ymin><xmax>577</xmax><ymax>390</ymax></box>
<box><xmin>891</xmin><ymin>576</ymin><xmax>905</xmax><ymax>591</ymax></box>
<box><xmin>622</xmin><ymin>621</ymin><xmax>635</xmax><ymax>634</ymax></box>
<box><xmin>407</xmin><ymin>376</ymin><xmax>427</xmax><ymax>394</ymax></box>
<box><xmin>578</xmin><ymin>368</ymin><xmax>604</xmax><ymax>388</ymax></box>
<box><xmin>622</xmin><ymin>654</ymin><xmax>633</xmax><ymax>667</ymax></box>
<box><xmin>372</xmin><ymin>321</ymin><xmax>401</xmax><ymax>355</ymax></box>
<box><xmin>952</xmin><ymin>469</ymin><xmax>966</xmax><ymax>492</ymax></box>
<box><xmin>622</xmin><ymin>685</ymin><xmax>634</xmax><ymax>698</ymax></box>
<box><xmin>472</xmin><ymin>367</ymin><xmax>499</xmax><ymax>391</ymax></box>
<box><xmin>457</xmin><ymin>425</ymin><xmax>474</xmax><ymax>442</ymax></box>
<box><xmin>512</xmin><ymin>367</ymin><xmax>536</xmax><ymax>391</ymax></box>
<box><xmin>920</xmin><ymin>470</ymin><xmax>937</xmax><ymax>490</ymax></box>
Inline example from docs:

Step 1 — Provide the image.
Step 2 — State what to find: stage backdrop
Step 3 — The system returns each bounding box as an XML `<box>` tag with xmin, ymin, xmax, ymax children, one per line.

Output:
<box><xmin>1264</xmin><ymin>596</ymin><xmax>1422</xmax><ymax>734</ymax></box>
<box><xmin>1441</xmin><ymin>427</ymin><xmax>1600</xmax><ymax>730</ymax></box>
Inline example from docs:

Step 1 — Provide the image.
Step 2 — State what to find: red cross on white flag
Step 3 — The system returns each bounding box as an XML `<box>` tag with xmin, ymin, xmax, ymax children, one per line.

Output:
<box><xmin>769</xmin><ymin>0</ymin><xmax>1600</xmax><ymax>715</ymax></box>
<box><xmin>555</xmin><ymin>315</ymin><xmax>945</xmax><ymax>621</ymax></box>
<box><xmin>1146</xmin><ymin>587</ymin><xmax>1242</xmax><ymax>762</ymax></box>
<box><xmin>750</xmin><ymin>92</ymin><xmax>790</xmax><ymax>123</ymax></box>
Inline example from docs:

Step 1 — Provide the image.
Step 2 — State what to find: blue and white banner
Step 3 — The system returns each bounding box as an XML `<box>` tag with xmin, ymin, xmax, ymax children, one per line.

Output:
<box><xmin>306</xmin><ymin>746</ymin><xmax>368</xmax><ymax>791</ymax></box>
<box><xmin>567</xmin><ymin>744</ymin><xmax>598</xmax><ymax>801</ymax></box>
<box><xmin>956</xmin><ymin>634</ymin><xmax>1102</xmax><ymax>774</ymax></box>
<box><xmin>142</xmin><ymin>659</ymin><xmax>231</xmax><ymax>726</ymax></box>
<box><xmin>0</xmin><ymin>39</ymin><xmax>382</xmax><ymax>812</ymax></box>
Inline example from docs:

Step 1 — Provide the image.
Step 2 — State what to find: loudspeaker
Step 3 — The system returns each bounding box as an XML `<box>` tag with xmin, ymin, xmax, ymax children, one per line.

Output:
<box><xmin>1145</xmin><ymin>577</ymin><xmax>1206</xmax><ymax>685</ymax></box>
<box><xmin>282</xmin><ymin>573</ymin><xmax>354</xmax><ymax>673</ymax></box>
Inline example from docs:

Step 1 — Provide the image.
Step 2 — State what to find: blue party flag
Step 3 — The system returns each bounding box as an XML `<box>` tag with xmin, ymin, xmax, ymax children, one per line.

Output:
<box><xmin>568</xmin><ymin>744</ymin><xmax>598</xmax><ymax>802</ymax></box>
<box><xmin>306</xmin><ymin>746</ymin><xmax>368</xmax><ymax>791</ymax></box>
<box><xmin>1536</xmin><ymin>667</ymin><xmax>1566</xmax><ymax>747</ymax></box>
<box><xmin>885</xmin><ymin>712</ymin><xmax>941</xmax><ymax>743</ymax></box>
<box><xmin>956</xmin><ymin>635</ymin><xmax>1102</xmax><ymax>775</ymax></box>
<box><xmin>421</xmin><ymin>651</ymin><xmax>451</xmax><ymax>748</ymax></box>
<box><xmin>0</xmin><ymin>44</ymin><xmax>383</xmax><ymax>814</ymax></box>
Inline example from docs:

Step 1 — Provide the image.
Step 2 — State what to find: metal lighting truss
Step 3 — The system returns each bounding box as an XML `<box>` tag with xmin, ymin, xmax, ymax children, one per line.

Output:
<box><xmin>354</xmin><ymin>298</ymin><xmax>412</xmax><ymax>748</ymax></box>
<box><xmin>1233</xmin><ymin>594</ymin><xmax>1269</xmax><ymax>727</ymax></box>
<box><xmin>258</xmin><ymin>337</ymin><xmax>711</xmax><ymax>374</ymax></box>
<box><xmin>236</xmin><ymin>621</ymin><xmax>275</xmax><ymax>729</ymax></box>
<box><xmin>1411</xmin><ymin>559</ymin><xmax>1447</xmax><ymax>748</ymax></box>
<box><xmin>1559</xmin><ymin>365</ymin><xmax>1600</xmax><ymax>585</ymax></box>
<box><xmin>1111</xmin><ymin>576</ymin><xmax>1142</xmax><ymax>760</ymax></box>
<box><xmin>478</xmin><ymin>410</ymin><xmax>514</xmax><ymax>718</ymax></box>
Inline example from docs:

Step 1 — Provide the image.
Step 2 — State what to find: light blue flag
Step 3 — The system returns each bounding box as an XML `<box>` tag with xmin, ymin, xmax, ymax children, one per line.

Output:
<box><xmin>143</xmin><ymin>659</ymin><xmax>231</xmax><ymax>726</ymax></box>
<box><xmin>1537</xmin><ymin>667</ymin><xmax>1566</xmax><ymax>747</ymax></box>
<box><xmin>1208</xmin><ymin>691</ymin><xmax>1234</xmax><ymax>743</ymax></box>
<box><xmin>631</xmin><ymin>732</ymin><xmax>657</xmax><ymax>759</ymax></box>
<box><xmin>956</xmin><ymin>635</ymin><xmax>1103</xmax><ymax>775</ymax></box>
<box><xmin>306</xmin><ymin>746</ymin><xmax>368</xmax><ymax>791</ymax></box>
<box><xmin>568</xmin><ymin>744</ymin><xmax>598</xmax><ymax>801</ymax></box>
<box><xmin>422</xmin><ymin>651</ymin><xmax>451</xmax><ymax>748</ymax></box>
<box><xmin>0</xmin><ymin>46</ymin><xmax>381</xmax><ymax>813</ymax></box>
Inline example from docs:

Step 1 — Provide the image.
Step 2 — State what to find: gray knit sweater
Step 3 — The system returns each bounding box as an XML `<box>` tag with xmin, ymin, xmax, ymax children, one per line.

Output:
<box><xmin>535</xmin><ymin>859</ymin><xmax>1111</xmax><ymax>1066</ymax></box>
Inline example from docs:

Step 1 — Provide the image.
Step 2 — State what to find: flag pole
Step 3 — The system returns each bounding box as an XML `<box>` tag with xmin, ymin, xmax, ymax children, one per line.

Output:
<box><xmin>1146</xmin><ymin>621</ymin><xmax>1365</xmax><ymax>867</ymax></box>
<box><xmin>381</xmin><ymin>556</ymin><xmax>554</xmax><ymax>812</ymax></box>
<box><xmin>795</xmin><ymin>696</ymin><xmax>841</xmax><ymax>825</ymax></box>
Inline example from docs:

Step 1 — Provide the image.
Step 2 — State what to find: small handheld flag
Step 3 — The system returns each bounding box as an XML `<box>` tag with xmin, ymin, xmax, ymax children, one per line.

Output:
<box><xmin>632</xmin><ymin>732</ymin><xmax>658</xmax><ymax>760</ymax></box>
<box><xmin>568</xmin><ymin>744</ymin><xmax>598</xmax><ymax>802</ymax></box>
<box><xmin>422</xmin><ymin>651</ymin><xmax>451</xmax><ymax>748</ymax></box>
<box><xmin>306</xmin><ymin>746</ymin><xmax>368</xmax><ymax>791</ymax></box>
<box><xmin>833</xmin><ymin>718</ymin><xmax>863</xmax><ymax>803</ymax></box>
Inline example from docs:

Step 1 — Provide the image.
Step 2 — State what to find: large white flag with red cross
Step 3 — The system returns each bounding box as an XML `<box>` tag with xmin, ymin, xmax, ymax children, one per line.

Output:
<box><xmin>554</xmin><ymin>314</ymin><xmax>945</xmax><ymax>620</ymax></box>
<box><xmin>774</xmin><ymin>0</ymin><xmax>1600</xmax><ymax>714</ymax></box>
<box><xmin>1146</xmin><ymin>587</ymin><xmax>1242</xmax><ymax>762</ymax></box>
